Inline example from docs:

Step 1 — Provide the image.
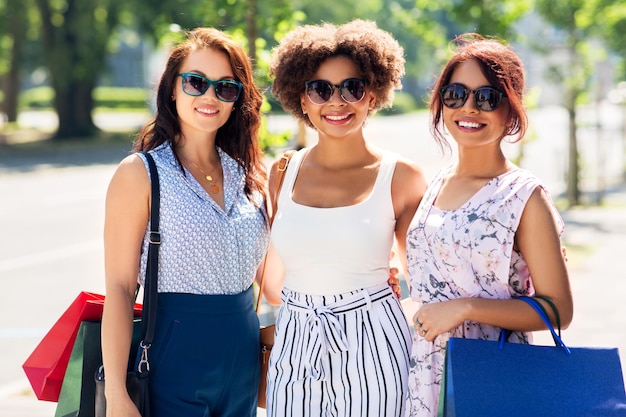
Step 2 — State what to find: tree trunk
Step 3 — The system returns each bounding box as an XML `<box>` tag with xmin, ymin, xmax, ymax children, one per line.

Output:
<box><xmin>245</xmin><ymin>0</ymin><xmax>258</xmax><ymax>64</ymax></box>
<box><xmin>35</xmin><ymin>0</ymin><xmax>119</xmax><ymax>140</ymax></box>
<box><xmin>566</xmin><ymin>89</ymin><xmax>580</xmax><ymax>206</ymax></box>
<box><xmin>2</xmin><ymin>0</ymin><xmax>26</xmax><ymax>122</ymax></box>
<box><xmin>53</xmin><ymin>78</ymin><xmax>98</xmax><ymax>138</ymax></box>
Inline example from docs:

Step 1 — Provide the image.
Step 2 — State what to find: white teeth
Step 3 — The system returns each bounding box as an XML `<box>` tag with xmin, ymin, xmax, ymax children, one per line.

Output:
<box><xmin>325</xmin><ymin>114</ymin><xmax>349</xmax><ymax>121</ymax></box>
<box><xmin>458</xmin><ymin>121</ymin><xmax>481</xmax><ymax>128</ymax></box>
<box><xmin>197</xmin><ymin>108</ymin><xmax>218</xmax><ymax>115</ymax></box>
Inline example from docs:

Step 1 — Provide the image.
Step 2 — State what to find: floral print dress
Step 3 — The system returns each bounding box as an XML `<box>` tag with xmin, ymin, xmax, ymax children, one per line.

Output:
<box><xmin>404</xmin><ymin>165</ymin><xmax>563</xmax><ymax>417</ymax></box>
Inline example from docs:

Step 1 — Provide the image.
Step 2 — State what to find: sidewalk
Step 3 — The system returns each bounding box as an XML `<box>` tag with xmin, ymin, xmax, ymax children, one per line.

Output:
<box><xmin>540</xmin><ymin>183</ymin><xmax>626</xmax><ymax>366</ymax></box>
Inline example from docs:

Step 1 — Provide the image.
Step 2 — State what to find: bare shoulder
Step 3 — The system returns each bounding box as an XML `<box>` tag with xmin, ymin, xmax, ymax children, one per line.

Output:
<box><xmin>519</xmin><ymin>186</ymin><xmax>562</xmax><ymax>234</ymax></box>
<box><xmin>390</xmin><ymin>155</ymin><xmax>428</xmax><ymax>220</ymax></box>
<box><xmin>107</xmin><ymin>153</ymin><xmax>151</xmax><ymax>201</ymax></box>
<box><xmin>392</xmin><ymin>156</ymin><xmax>428</xmax><ymax>194</ymax></box>
<box><xmin>522</xmin><ymin>186</ymin><xmax>555</xmax><ymax>219</ymax></box>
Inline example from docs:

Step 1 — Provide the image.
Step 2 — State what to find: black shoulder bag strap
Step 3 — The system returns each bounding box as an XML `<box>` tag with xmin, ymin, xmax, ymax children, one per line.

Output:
<box><xmin>137</xmin><ymin>152</ymin><xmax>160</xmax><ymax>376</ymax></box>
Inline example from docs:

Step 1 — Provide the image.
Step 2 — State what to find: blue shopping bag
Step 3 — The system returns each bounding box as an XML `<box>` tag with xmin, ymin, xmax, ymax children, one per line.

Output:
<box><xmin>439</xmin><ymin>297</ymin><xmax>626</xmax><ymax>417</ymax></box>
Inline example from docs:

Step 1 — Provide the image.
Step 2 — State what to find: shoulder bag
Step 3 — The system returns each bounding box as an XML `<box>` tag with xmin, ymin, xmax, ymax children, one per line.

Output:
<box><xmin>94</xmin><ymin>151</ymin><xmax>161</xmax><ymax>417</ymax></box>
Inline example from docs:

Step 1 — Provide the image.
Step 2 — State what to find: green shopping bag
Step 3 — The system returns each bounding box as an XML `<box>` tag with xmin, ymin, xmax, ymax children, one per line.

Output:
<box><xmin>55</xmin><ymin>319</ymin><xmax>141</xmax><ymax>417</ymax></box>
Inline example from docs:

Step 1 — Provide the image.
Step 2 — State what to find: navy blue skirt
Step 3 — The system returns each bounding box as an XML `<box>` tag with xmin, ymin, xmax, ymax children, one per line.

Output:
<box><xmin>137</xmin><ymin>287</ymin><xmax>260</xmax><ymax>417</ymax></box>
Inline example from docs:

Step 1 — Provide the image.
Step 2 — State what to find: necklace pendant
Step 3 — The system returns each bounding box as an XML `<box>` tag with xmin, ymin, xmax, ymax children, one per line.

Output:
<box><xmin>210</xmin><ymin>184</ymin><xmax>220</xmax><ymax>194</ymax></box>
<box><xmin>205</xmin><ymin>175</ymin><xmax>213</xmax><ymax>182</ymax></box>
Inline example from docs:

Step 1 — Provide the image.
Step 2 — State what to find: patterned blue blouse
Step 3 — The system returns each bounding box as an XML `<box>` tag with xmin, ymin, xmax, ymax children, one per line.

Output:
<box><xmin>136</xmin><ymin>143</ymin><xmax>269</xmax><ymax>295</ymax></box>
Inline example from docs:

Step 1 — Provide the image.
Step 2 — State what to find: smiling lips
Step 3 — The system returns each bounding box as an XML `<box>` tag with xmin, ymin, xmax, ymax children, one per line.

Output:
<box><xmin>457</xmin><ymin>120</ymin><xmax>483</xmax><ymax>129</ymax></box>
<box><xmin>197</xmin><ymin>107</ymin><xmax>219</xmax><ymax>115</ymax></box>
<box><xmin>324</xmin><ymin>113</ymin><xmax>353</xmax><ymax>122</ymax></box>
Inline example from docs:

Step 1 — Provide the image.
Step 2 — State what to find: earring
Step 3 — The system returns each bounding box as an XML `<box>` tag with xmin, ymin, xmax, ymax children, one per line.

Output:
<box><xmin>171</xmin><ymin>95</ymin><xmax>175</xmax><ymax>101</ymax></box>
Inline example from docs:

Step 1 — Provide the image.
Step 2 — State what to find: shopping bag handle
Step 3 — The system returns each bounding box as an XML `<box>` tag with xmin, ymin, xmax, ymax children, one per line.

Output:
<box><xmin>499</xmin><ymin>296</ymin><xmax>571</xmax><ymax>355</ymax></box>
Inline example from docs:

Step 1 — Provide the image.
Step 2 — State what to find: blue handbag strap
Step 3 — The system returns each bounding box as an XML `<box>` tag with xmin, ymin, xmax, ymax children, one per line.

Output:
<box><xmin>499</xmin><ymin>296</ymin><xmax>571</xmax><ymax>355</ymax></box>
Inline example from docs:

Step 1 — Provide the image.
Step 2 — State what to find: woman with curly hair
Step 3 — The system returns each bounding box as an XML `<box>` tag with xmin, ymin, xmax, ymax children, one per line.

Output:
<box><xmin>261</xmin><ymin>19</ymin><xmax>427</xmax><ymax>416</ymax></box>
<box><xmin>405</xmin><ymin>34</ymin><xmax>573</xmax><ymax>416</ymax></box>
<box><xmin>101</xmin><ymin>27</ymin><xmax>268</xmax><ymax>417</ymax></box>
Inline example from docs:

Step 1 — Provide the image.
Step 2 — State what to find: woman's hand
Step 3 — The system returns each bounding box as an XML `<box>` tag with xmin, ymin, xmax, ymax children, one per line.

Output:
<box><xmin>105</xmin><ymin>389</ymin><xmax>142</xmax><ymax>417</ymax></box>
<box><xmin>413</xmin><ymin>299</ymin><xmax>468</xmax><ymax>342</ymax></box>
<box><xmin>388</xmin><ymin>267</ymin><xmax>402</xmax><ymax>299</ymax></box>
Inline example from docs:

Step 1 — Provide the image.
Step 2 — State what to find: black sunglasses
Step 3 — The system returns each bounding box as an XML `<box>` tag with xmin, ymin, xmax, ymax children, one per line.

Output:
<box><xmin>440</xmin><ymin>83</ymin><xmax>505</xmax><ymax>112</ymax></box>
<box><xmin>305</xmin><ymin>78</ymin><xmax>367</xmax><ymax>104</ymax></box>
<box><xmin>178</xmin><ymin>73</ymin><xmax>242</xmax><ymax>102</ymax></box>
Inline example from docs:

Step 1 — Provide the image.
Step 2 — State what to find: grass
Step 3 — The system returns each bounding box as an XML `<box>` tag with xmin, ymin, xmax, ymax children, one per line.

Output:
<box><xmin>19</xmin><ymin>86</ymin><xmax>150</xmax><ymax>110</ymax></box>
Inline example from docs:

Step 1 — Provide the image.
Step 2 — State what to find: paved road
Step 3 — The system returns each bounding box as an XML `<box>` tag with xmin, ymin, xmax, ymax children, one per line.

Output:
<box><xmin>1</xmin><ymin>110</ymin><xmax>625</xmax><ymax>416</ymax></box>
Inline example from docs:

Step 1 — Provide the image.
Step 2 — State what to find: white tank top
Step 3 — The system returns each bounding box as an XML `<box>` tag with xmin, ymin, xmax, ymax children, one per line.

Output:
<box><xmin>271</xmin><ymin>148</ymin><xmax>397</xmax><ymax>295</ymax></box>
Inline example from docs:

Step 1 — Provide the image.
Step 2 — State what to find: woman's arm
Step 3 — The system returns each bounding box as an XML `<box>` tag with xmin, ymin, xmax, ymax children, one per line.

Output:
<box><xmin>254</xmin><ymin>158</ymin><xmax>287</xmax><ymax>305</ymax></box>
<box><xmin>391</xmin><ymin>158</ymin><xmax>428</xmax><ymax>284</ymax></box>
<box><xmin>101</xmin><ymin>155</ymin><xmax>150</xmax><ymax>417</ymax></box>
<box><xmin>255</xmin><ymin>242</ymin><xmax>285</xmax><ymax>305</ymax></box>
<box><xmin>512</xmin><ymin>186</ymin><xmax>573</xmax><ymax>327</ymax></box>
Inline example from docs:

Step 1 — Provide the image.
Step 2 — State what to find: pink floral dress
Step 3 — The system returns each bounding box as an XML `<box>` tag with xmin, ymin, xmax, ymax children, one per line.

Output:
<box><xmin>404</xmin><ymin>165</ymin><xmax>563</xmax><ymax>417</ymax></box>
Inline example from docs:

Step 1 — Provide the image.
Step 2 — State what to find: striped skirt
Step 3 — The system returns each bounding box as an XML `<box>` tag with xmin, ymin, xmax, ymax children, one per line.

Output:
<box><xmin>266</xmin><ymin>282</ymin><xmax>412</xmax><ymax>417</ymax></box>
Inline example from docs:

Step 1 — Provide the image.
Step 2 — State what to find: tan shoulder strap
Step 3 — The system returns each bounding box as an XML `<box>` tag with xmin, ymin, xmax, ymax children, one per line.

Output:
<box><xmin>269</xmin><ymin>149</ymin><xmax>296</xmax><ymax>226</ymax></box>
<box><xmin>257</xmin><ymin>149</ymin><xmax>296</xmax><ymax>312</ymax></box>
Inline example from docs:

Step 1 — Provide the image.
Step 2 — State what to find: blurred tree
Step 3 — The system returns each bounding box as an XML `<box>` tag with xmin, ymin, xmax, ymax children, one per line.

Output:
<box><xmin>129</xmin><ymin>0</ymin><xmax>293</xmax><ymax>71</ymax></box>
<box><xmin>591</xmin><ymin>0</ymin><xmax>626</xmax><ymax>80</ymax></box>
<box><xmin>433</xmin><ymin>0</ymin><xmax>533</xmax><ymax>39</ymax></box>
<box><xmin>535</xmin><ymin>0</ymin><xmax>602</xmax><ymax>206</ymax></box>
<box><xmin>35</xmin><ymin>0</ymin><xmax>129</xmax><ymax>139</ymax></box>
<box><xmin>0</xmin><ymin>0</ymin><xmax>28</xmax><ymax>122</ymax></box>
<box><xmin>387</xmin><ymin>0</ymin><xmax>534</xmax><ymax>103</ymax></box>
<box><xmin>24</xmin><ymin>0</ymin><xmax>296</xmax><ymax>140</ymax></box>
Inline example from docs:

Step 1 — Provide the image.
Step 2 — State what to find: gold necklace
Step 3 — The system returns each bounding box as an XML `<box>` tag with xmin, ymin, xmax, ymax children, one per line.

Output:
<box><xmin>182</xmin><ymin>157</ymin><xmax>221</xmax><ymax>194</ymax></box>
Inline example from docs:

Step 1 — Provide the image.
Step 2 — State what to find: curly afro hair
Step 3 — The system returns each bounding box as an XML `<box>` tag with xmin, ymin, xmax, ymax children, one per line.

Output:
<box><xmin>269</xmin><ymin>19</ymin><xmax>405</xmax><ymax>129</ymax></box>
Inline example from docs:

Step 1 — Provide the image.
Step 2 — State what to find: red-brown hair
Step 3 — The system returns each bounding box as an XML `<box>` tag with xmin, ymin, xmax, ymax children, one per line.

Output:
<box><xmin>430</xmin><ymin>33</ymin><xmax>528</xmax><ymax>151</ymax></box>
<box><xmin>134</xmin><ymin>27</ymin><xmax>266</xmax><ymax>198</ymax></box>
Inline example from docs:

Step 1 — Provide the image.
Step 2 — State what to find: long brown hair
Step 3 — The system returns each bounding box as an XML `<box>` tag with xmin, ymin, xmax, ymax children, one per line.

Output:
<box><xmin>133</xmin><ymin>27</ymin><xmax>266</xmax><ymax>198</ymax></box>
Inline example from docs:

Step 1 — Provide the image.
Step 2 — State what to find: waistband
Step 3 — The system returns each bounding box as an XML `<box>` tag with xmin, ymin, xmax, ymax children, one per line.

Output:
<box><xmin>156</xmin><ymin>286</ymin><xmax>254</xmax><ymax>314</ymax></box>
<box><xmin>281</xmin><ymin>281</ymin><xmax>393</xmax><ymax>311</ymax></box>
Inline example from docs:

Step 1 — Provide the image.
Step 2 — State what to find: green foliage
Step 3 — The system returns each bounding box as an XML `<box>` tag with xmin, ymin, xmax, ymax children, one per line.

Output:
<box><xmin>18</xmin><ymin>87</ymin><xmax>53</xmax><ymax>109</ymax></box>
<box><xmin>19</xmin><ymin>86</ymin><xmax>149</xmax><ymax>110</ymax></box>
<box><xmin>259</xmin><ymin>115</ymin><xmax>291</xmax><ymax>155</ymax></box>
<box><xmin>93</xmin><ymin>87</ymin><xmax>150</xmax><ymax>109</ymax></box>
<box><xmin>379</xmin><ymin>91</ymin><xmax>421</xmax><ymax>116</ymax></box>
<box><xmin>5</xmin><ymin>0</ymin><xmax>625</xmax><ymax>142</ymax></box>
<box><xmin>406</xmin><ymin>0</ymin><xmax>533</xmax><ymax>41</ymax></box>
<box><xmin>591</xmin><ymin>0</ymin><xmax>626</xmax><ymax>80</ymax></box>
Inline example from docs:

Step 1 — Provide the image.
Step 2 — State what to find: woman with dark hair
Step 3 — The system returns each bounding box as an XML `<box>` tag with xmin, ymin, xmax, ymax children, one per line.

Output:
<box><xmin>262</xmin><ymin>19</ymin><xmax>427</xmax><ymax>417</ymax></box>
<box><xmin>405</xmin><ymin>33</ymin><xmax>573</xmax><ymax>416</ymax></box>
<box><xmin>101</xmin><ymin>27</ymin><xmax>268</xmax><ymax>417</ymax></box>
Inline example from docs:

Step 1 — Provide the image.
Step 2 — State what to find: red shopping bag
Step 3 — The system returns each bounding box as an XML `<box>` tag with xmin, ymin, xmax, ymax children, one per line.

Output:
<box><xmin>22</xmin><ymin>291</ymin><xmax>142</xmax><ymax>402</ymax></box>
